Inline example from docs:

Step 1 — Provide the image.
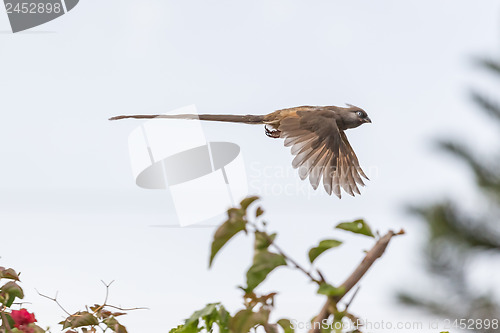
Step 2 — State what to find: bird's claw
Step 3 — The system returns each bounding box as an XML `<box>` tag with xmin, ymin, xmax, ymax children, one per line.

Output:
<box><xmin>265</xmin><ymin>126</ymin><xmax>281</xmax><ymax>138</ymax></box>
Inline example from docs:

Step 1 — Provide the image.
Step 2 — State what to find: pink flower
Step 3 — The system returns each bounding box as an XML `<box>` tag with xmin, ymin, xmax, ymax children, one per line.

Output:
<box><xmin>10</xmin><ymin>309</ymin><xmax>36</xmax><ymax>332</ymax></box>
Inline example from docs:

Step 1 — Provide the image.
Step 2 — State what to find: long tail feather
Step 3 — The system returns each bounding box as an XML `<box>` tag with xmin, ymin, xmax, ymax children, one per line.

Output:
<box><xmin>109</xmin><ymin>114</ymin><xmax>265</xmax><ymax>124</ymax></box>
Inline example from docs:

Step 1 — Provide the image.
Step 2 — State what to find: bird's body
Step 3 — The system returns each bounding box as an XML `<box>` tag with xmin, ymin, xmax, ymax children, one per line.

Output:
<box><xmin>110</xmin><ymin>105</ymin><xmax>371</xmax><ymax>198</ymax></box>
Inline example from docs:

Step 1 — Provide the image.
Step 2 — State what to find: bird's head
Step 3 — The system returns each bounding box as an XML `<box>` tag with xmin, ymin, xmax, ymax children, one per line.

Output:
<box><xmin>342</xmin><ymin>104</ymin><xmax>372</xmax><ymax>129</ymax></box>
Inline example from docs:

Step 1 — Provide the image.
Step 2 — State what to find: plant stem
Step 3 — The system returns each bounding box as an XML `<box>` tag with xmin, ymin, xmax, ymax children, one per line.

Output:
<box><xmin>1</xmin><ymin>310</ymin><xmax>12</xmax><ymax>333</ymax></box>
<box><xmin>249</xmin><ymin>222</ymin><xmax>322</xmax><ymax>285</ymax></box>
<box><xmin>309</xmin><ymin>229</ymin><xmax>405</xmax><ymax>333</ymax></box>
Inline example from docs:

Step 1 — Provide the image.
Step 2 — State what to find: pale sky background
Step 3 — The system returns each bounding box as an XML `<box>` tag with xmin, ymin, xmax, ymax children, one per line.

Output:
<box><xmin>1</xmin><ymin>1</ymin><xmax>500</xmax><ymax>332</ymax></box>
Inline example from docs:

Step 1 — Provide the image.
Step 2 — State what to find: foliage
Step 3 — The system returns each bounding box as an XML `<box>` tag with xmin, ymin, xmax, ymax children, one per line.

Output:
<box><xmin>0</xmin><ymin>266</ymin><xmax>45</xmax><ymax>333</ymax></box>
<box><xmin>48</xmin><ymin>280</ymin><xmax>144</xmax><ymax>333</ymax></box>
<box><xmin>0</xmin><ymin>196</ymin><xmax>395</xmax><ymax>333</ymax></box>
<box><xmin>172</xmin><ymin>196</ymin><xmax>390</xmax><ymax>333</ymax></box>
<box><xmin>335</xmin><ymin>220</ymin><xmax>374</xmax><ymax>238</ymax></box>
<box><xmin>0</xmin><ymin>267</ymin><xmax>142</xmax><ymax>333</ymax></box>
<box><xmin>399</xmin><ymin>56</ymin><xmax>500</xmax><ymax>332</ymax></box>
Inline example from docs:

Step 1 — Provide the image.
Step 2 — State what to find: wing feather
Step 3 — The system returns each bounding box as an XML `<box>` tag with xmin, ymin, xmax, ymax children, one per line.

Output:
<box><xmin>278</xmin><ymin>109</ymin><xmax>368</xmax><ymax>197</ymax></box>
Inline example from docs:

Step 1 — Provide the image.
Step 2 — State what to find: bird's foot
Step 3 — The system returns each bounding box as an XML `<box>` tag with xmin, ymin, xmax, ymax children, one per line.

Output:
<box><xmin>265</xmin><ymin>126</ymin><xmax>281</xmax><ymax>138</ymax></box>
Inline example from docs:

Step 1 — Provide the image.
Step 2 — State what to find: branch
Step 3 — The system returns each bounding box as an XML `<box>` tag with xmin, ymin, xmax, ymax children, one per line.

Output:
<box><xmin>103</xmin><ymin>304</ymin><xmax>150</xmax><ymax>311</ymax></box>
<box><xmin>270</xmin><ymin>241</ymin><xmax>322</xmax><ymax>285</ymax></box>
<box><xmin>102</xmin><ymin>280</ymin><xmax>115</xmax><ymax>306</ymax></box>
<box><xmin>36</xmin><ymin>290</ymin><xmax>72</xmax><ymax>316</ymax></box>
<box><xmin>309</xmin><ymin>229</ymin><xmax>405</xmax><ymax>333</ymax></box>
<box><xmin>344</xmin><ymin>286</ymin><xmax>361</xmax><ymax>312</ymax></box>
<box><xmin>91</xmin><ymin>280</ymin><xmax>115</xmax><ymax>314</ymax></box>
<box><xmin>249</xmin><ymin>222</ymin><xmax>322</xmax><ymax>284</ymax></box>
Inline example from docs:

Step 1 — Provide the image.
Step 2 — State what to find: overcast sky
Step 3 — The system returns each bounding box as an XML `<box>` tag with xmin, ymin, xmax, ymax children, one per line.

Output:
<box><xmin>1</xmin><ymin>1</ymin><xmax>500</xmax><ymax>332</ymax></box>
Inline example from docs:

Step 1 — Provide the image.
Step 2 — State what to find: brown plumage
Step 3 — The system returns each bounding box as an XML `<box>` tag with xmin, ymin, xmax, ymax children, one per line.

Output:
<box><xmin>109</xmin><ymin>105</ymin><xmax>372</xmax><ymax>198</ymax></box>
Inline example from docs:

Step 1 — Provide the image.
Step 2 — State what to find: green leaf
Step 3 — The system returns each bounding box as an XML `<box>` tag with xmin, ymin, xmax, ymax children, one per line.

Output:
<box><xmin>1</xmin><ymin>281</ymin><xmax>24</xmax><ymax>307</ymax></box>
<box><xmin>175</xmin><ymin>303</ymin><xmax>229</xmax><ymax>333</ymax></box>
<box><xmin>335</xmin><ymin>219</ymin><xmax>374</xmax><ymax>237</ymax></box>
<box><xmin>277</xmin><ymin>319</ymin><xmax>295</xmax><ymax>333</ymax></box>
<box><xmin>31</xmin><ymin>324</ymin><xmax>46</xmax><ymax>333</ymax></box>
<box><xmin>104</xmin><ymin>317</ymin><xmax>128</xmax><ymax>333</ymax></box>
<box><xmin>216</xmin><ymin>306</ymin><xmax>230</xmax><ymax>333</ymax></box>
<box><xmin>317</xmin><ymin>283</ymin><xmax>345</xmax><ymax>297</ymax></box>
<box><xmin>168</xmin><ymin>326</ymin><xmax>183</xmax><ymax>333</ymax></box>
<box><xmin>246</xmin><ymin>251</ymin><xmax>286</xmax><ymax>292</ymax></box>
<box><xmin>0</xmin><ymin>268</ymin><xmax>20</xmax><ymax>281</ymax></box>
<box><xmin>230</xmin><ymin>308</ymin><xmax>269</xmax><ymax>333</ymax></box>
<box><xmin>11</xmin><ymin>324</ymin><xmax>46</xmax><ymax>333</ymax></box>
<box><xmin>209</xmin><ymin>208</ymin><xmax>247</xmax><ymax>267</ymax></box>
<box><xmin>185</xmin><ymin>303</ymin><xmax>218</xmax><ymax>327</ymax></box>
<box><xmin>308</xmin><ymin>239</ymin><xmax>343</xmax><ymax>263</ymax></box>
<box><xmin>4</xmin><ymin>313</ymin><xmax>15</xmax><ymax>329</ymax></box>
<box><xmin>255</xmin><ymin>232</ymin><xmax>276</xmax><ymax>251</ymax></box>
<box><xmin>264</xmin><ymin>324</ymin><xmax>279</xmax><ymax>333</ymax></box>
<box><xmin>240</xmin><ymin>196</ymin><xmax>259</xmax><ymax>210</ymax></box>
<box><xmin>256</xmin><ymin>207</ymin><xmax>264</xmax><ymax>217</ymax></box>
<box><xmin>169</xmin><ymin>321</ymin><xmax>199</xmax><ymax>333</ymax></box>
<box><xmin>61</xmin><ymin>312</ymin><xmax>99</xmax><ymax>329</ymax></box>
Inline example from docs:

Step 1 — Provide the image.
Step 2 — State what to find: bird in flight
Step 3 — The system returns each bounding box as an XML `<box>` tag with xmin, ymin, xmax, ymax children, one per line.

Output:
<box><xmin>109</xmin><ymin>105</ymin><xmax>371</xmax><ymax>198</ymax></box>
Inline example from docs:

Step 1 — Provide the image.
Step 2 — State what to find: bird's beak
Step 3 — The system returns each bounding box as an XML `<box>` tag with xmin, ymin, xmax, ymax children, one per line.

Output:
<box><xmin>364</xmin><ymin>117</ymin><xmax>372</xmax><ymax>123</ymax></box>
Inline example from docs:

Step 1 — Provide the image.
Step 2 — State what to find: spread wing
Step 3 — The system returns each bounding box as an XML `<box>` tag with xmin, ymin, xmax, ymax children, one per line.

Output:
<box><xmin>278</xmin><ymin>110</ymin><xmax>368</xmax><ymax>198</ymax></box>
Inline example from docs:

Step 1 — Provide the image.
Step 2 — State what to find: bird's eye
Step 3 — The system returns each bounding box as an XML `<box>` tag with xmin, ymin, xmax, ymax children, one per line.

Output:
<box><xmin>356</xmin><ymin>111</ymin><xmax>364</xmax><ymax>117</ymax></box>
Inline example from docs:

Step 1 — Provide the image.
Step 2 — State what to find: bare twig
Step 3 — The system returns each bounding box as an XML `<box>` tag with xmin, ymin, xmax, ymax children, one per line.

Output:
<box><xmin>88</xmin><ymin>280</ymin><xmax>116</xmax><ymax>315</ymax></box>
<box><xmin>309</xmin><ymin>229</ymin><xmax>405</xmax><ymax>333</ymax></box>
<box><xmin>37</xmin><ymin>283</ymin><xmax>148</xmax><ymax>323</ymax></box>
<box><xmin>11</xmin><ymin>302</ymin><xmax>32</xmax><ymax>307</ymax></box>
<box><xmin>316</xmin><ymin>269</ymin><xmax>327</xmax><ymax>283</ymax></box>
<box><xmin>344</xmin><ymin>286</ymin><xmax>361</xmax><ymax>312</ymax></box>
<box><xmin>36</xmin><ymin>290</ymin><xmax>72</xmax><ymax>316</ymax></box>
<box><xmin>104</xmin><ymin>304</ymin><xmax>149</xmax><ymax>311</ymax></box>
<box><xmin>101</xmin><ymin>280</ymin><xmax>115</xmax><ymax>306</ymax></box>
